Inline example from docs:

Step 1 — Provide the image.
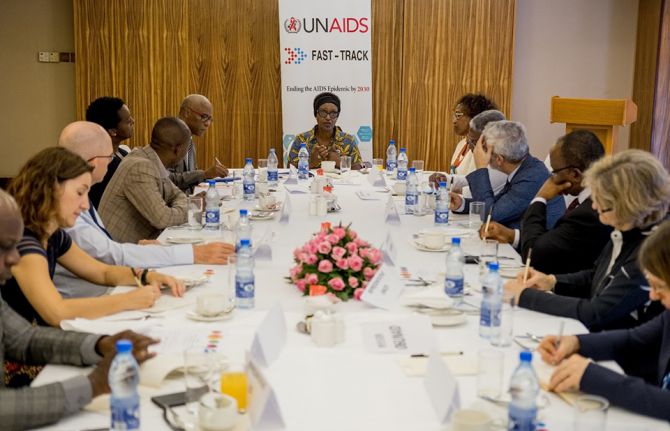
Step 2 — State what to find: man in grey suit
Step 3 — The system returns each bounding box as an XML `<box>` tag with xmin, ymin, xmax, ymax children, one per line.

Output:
<box><xmin>170</xmin><ymin>94</ymin><xmax>228</xmax><ymax>192</ymax></box>
<box><xmin>0</xmin><ymin>189</ymin><xmax>157</xmax><ymax>430</ymax></box>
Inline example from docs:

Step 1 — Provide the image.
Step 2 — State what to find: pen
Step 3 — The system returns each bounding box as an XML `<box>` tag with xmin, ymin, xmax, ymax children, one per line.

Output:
<box><xmin>555</xmin><ymin>321</ymin><xmax>565</xmax><ymax>350</ymax></box>
<box><xmin>411</xmin><ymin>351</ymin><xmax>464</xmax><ymax>358</ymax></box>
<box><xmin>215</xmin><ymin>156</ymin><xmax>224</xmax><ymax>167</ymax></box>
<box><xmin>133</xmin><ymin>276</ymin><xmax>143</xmax><ymax>289</ymax></box>
<box><xmin>483</xmin><ymin>207</ymin><xmax>493</xmax><ymax>237</ymax></box>
<box><xmin>523</xmin><ymin>248</ymin><xmax>533</xmax><ymax>285</ymax></box>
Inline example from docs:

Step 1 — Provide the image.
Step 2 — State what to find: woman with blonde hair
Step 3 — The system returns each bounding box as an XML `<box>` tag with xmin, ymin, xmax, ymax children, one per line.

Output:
<box><xmin>504</xmin><ymin>149</ymin><xmax>669</xmax><ymax>331</ymax></box>
<box><xmin>3</xmin><ymin>147</ymin><xmax>184</xmax><ymax>328</ymax></box>
<box><xmin>537</xmin><ymin>220</ymin><xmax>670</xmax><ymax>421</ymax></box>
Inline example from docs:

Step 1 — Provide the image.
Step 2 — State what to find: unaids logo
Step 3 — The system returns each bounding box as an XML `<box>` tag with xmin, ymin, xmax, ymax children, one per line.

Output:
<box><xmin>284</xmin><ymin>47</ymin><xmax>307</xmax><ymax>65</ymax></box>
<box><xmin>284</xmin><ymin>17</ymin><xmax>301</xmax><ymax>33</ymax></box>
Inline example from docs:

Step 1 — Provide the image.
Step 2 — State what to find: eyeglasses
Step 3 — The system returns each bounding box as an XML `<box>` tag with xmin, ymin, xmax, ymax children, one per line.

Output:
<box><xmin>551</xmin><ymin>165</ymin><xmax>579</xmax><ymax>175</ymax></box>
<box><xmin>86</xmin><ymin>153</ymin><xmax>114</xmax><ymax>162</ymax></box>
<box><xmin>452</xmin><ymin>112</ymin><xmax>465</xmax><ymax>121</ymax></box>
<box><xmin>317</xmin><ymin>109</ymin><xmax>339</xmax><ymax>120</ymax></box>
<box><xmin>189</xmin><ymin>107</ymin><xmax>213</xmax><ymax>123</ymax></box>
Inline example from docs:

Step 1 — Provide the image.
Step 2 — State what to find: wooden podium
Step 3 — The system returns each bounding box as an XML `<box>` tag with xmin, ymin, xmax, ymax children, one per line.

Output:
<box><xmin>550</xmin><ymin>96</ymin><xmax>637</xmax><ymax>154</ymax></box>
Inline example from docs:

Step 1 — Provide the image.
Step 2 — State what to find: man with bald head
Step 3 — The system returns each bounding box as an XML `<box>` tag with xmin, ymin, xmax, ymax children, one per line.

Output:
<box><xmin>170</xmin><ymin>94</ymin><xmax>228</xmax><ymax>192</ymax></box>
<box><xmin>99</xmin><ymin>117</ymin><xmax>192</xmax><ymax>243</ymax></box>
<box><xmin>56</xmin><ymin>121</ymin><xmax>234</xmax><ymax>298</ymax></box>
<box><xmin>0</xmin><ymin>189</ymin><xmax>157</xmax><ymax>429</ymax></box>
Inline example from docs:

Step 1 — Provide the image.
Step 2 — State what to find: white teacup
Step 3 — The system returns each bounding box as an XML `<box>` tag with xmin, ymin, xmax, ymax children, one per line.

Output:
<box><xmin>199</xmin><ymin>393</ymin><xmax>239</xmax><ymax>431</ymax></box>
<box><xmin>393</xmin><ymin>182</ymin><xmax>406</xmax><ymax>195</ymax></box>
<box><xmin>259</xmin><ymin>194</ymin><xmax>277</xmax><ymax>210</ymax></box>
<box><xmin>321</xmin><ymin>160</ymin><xmax>336</xmax><ymax>172</ymax></box>
<box><xmin>419</xmin><ymin>231</ymin><xmax>446</xmax><ymax>249</ymax></box>
<box><xmin>196</xmin><ymin>293</ymin><xmax>229</xmax><ymax>317</ymax></box>
<box><xmin>451</xmin><ymin>409</ymin><xmax>492</xmax><ymax>431</ymax></box>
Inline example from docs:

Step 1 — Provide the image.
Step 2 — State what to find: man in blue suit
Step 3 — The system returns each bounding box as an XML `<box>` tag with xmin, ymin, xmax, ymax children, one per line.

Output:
<box><xmin>450</xmin><ymin>120</ymin><xmax>564</xmax><ymax>229</ymax></box>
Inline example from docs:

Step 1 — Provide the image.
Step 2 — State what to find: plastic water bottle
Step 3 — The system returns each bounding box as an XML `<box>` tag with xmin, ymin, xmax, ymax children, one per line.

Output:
<box><xmin>396</xmin><ymin>148</ymin><xmax>408</xmax><ymax>181</ymax></box>
<box><xmin>405</xmin><ymin>167</ymin><xmax>419</xmax><ymax>214</ymax></box>
<box><xmin>386</xmin><ymin>139</ymin><xmax>397</xmax><ymax>174</ymax></box>
<box><xmin>444</xmin><ymin>237</ymin><xmax>464</xmax><ymax>299</ymax></box>
<box><xmin>236</xmin><ymin>209</ymin><xmax>252</xmax><ymax>250</ymax></box>
<box><xmin>298</xmin><ymin>144</ymin><xmax>309</xmax><ymax>179</ymax></box>
<box><xmin>242</xmin><ymin>158</ymin><xmax>256</xmax><ymax>201</ymax></box>
<box><xmin>479</xmin><ymin>262</ymin><xmax>502</xmax><ymax>339</ymax></box>
<box><xmin>236</xmin><ymin>239</ymin><xmax>255</xmax><ymax>308</ymax></box>
<box><xmin>267</xmin><ymin>148</ymin><xmax>279</xmax><ymax>187</ymax></box>
<box><xmin>109</xmin><ymin>339</ymin><xmax>140</xmax><ymax>431</ymax></box>
<box><xmin>435</xmin><ymin>181</ymin><xmax>449</xmax><ymax>225</ymax></box>
<box><xmin>204</xmin><ymin>180</ymin><xmax>220</xmax><ymax>230</ymax></box>
<box><xmin>508</xmin><ymin>351</ymin><xmax>540</xmax><ymax>431</ymax></box>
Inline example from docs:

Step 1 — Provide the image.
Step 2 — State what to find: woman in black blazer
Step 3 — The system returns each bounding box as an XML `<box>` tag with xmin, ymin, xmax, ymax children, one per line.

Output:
<box><xmin>538</xmin><ymin>220</ymin><xmax>670</xmax><ymax>422</ymax></box>
<box><xmin>504</xmin><ymin>149</ymin><xmax>670</xmax><ymax>331</ymax></box>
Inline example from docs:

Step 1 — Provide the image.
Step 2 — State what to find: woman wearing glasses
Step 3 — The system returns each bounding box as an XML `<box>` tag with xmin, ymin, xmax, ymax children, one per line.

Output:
<box><xmin>288</xmin><ymin>92</ymin><xmax>363</xmax><ymax>170</ymax></box>
<box><xmin>537</xmin><ymin>220</ymin><xmax>670</xmax><ymax>421</ymax></box>
<box><xmin>504</xmin><ymin>149</ymin><xmax>669</xmax><ymax>331</ymax></box>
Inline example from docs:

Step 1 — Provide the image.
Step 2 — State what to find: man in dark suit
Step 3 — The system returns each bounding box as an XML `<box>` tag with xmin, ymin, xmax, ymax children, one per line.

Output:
<box><xmin>483</xmin><ymin>130</ymin><xmax>612</xmax><ymax>274</ymax></box>
<box><xmin>450</xmin><ymin>120</ymin><xmax>564</xmax><ymax>229</ymax></box>
<box><xmin>0</xmin><ymin>189</ymin><xmax>156</xmax><ymax>430</ymax></box>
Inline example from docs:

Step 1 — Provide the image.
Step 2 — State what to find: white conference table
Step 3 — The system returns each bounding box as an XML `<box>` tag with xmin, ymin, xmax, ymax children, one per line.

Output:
<box><xmin>33</xmin><ymin>171</ymin><xmax>669</xmax><ymax>431</ymax></box>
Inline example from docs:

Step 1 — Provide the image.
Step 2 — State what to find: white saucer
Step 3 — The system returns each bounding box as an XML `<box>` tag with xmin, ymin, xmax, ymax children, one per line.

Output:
<box><xmin>499</xmin><ymin>267</ymin><xmax>522</xmax><ymax>279</ymax></box>
<box><xmin>165</xmin><ymin>236</ymin><xmax>204</xmax><ymax>245</ymax></box>
<box><xmin>429</xmin><ymin>311</ymin><xmax>467</xmax><ymax>327</ymax></box>
<box><xmin>249</xmin><ymin>211</ymin><xmax>275</xmax><ymax>220</ymax></box>
<box><xmin>178</xmin><ymin>276</ymin><xmax>210</xmax><ymax>289</ymax></box>
<box><xmin>186</xmin><ymin>310</ymin><xmax>234</xmax><ymax>322</ymax></box>
<box><xmin>409</xmin><ymin>239</ymin><xmax>450</xmax><ymax>252</ymax></box>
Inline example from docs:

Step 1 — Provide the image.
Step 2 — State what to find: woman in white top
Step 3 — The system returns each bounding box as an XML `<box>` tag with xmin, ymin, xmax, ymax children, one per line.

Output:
<box><xmin>449</xmin><ymin>93</ymin><xmax>497</xmax><ymax>175</ymax></box>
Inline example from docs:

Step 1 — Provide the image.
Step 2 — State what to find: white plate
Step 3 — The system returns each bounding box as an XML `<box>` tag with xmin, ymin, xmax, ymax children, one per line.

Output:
<box><xmin>249</xmin><ymin>211</ymin><xmax>275</xmax><ymax>220</ymax></box>
<box><xmin>499</xmin><ymin>267</ymin><xmax>522</xmax><ymax>279</ymax></box>
<box><xmin>419</xmin><ymin>226</ymin><xmax>473</xmax><ymax>238</ymax></box>
<box><xmin>178</xmin><ymin>276</ymin><xmax>210</xmax><ymax>289</ymax></box>
<box><xmin>186</xmin><ymin>310</ymin><xmax>235</xmax><ymax>322</ymax></box>
<box><xmin>429</xmin><ymin>312</ymin><xmax>467</xmax><ymax>327</ymax></box>
<box><xmin>165</xmin><ymin>236</ymin><xmax>204</xmax><ymax>245</ymax></box>
<box><xmin>408</xmin><ymin>239</ymin><xmax>450</xmax><ymax>253</ymax></box>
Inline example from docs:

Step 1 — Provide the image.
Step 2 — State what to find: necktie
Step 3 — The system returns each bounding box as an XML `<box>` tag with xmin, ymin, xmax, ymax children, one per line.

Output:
<box><xmin>89</xmin><ymin>204</ymin><xmax>113</xmax><ymax>240</ymax></box>
<box><xmin>566</xmin><ymin>199</ymin><xmax>580</xmax><ymax>213</ymax></box>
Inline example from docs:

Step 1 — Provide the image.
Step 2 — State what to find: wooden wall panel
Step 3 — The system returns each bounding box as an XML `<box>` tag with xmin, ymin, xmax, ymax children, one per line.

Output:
<box><xmin>630</xmin><ymin>0</ymin><xmax>662</xmax><ymax>151</ymax></box>
<box><xmin>401</xmin><ymin>0</ymin><xmax>515</xmax><ymax>171</ymax></box>
<box><xmin>651</xmin><ymin>0</ymin><xmax>670</xmax><ymax>168</ymax></box>
<box><xmin>74</xmin><ymin>0</ymin><xmax>514</xmax><ymax>172</ymax></box>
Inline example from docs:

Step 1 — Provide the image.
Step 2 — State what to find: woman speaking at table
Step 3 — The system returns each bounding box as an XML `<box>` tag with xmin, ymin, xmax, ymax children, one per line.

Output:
<box><xmin>287</xmin><ymin>92</ymin><xmax>363</xmax><ymax>170</ymax></box>
<box><xmin>538</xmin><ymin>220</ymin><xmax>670</xmax><ymax>422</ymax></box>
<box><xmin>504</xmin><ymin>149</ymin><xmax>670</xmax><ymax>331</ymax></box>
<box><xmin>3</xmin><ymin>147</ymin><xmax>184</xmax><ymax>327</ymax></box>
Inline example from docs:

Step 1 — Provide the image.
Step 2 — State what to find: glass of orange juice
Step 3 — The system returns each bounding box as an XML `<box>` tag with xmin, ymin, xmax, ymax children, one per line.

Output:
<box><xmin>373</xmin><ymin>158</ymin><xmax>384</xmax><ymax>171</ymax></box>
<box><xmin>220</xmin><ymin>367</ymin><xmax>248</xmax><ymax>413</ymax></box>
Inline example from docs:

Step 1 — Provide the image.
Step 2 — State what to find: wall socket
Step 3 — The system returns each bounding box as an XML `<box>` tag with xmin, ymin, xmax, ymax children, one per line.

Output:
<box><xmin>37</xmin><ymin>51</ymin><xmax>75</xmax><ymax>63</ymax></box>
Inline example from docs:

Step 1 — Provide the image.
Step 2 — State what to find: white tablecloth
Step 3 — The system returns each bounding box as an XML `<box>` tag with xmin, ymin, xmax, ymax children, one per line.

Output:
<box><xmin>33</xmin><ymin>173</ymin><xmax>669</xmax><ymax>431</ymax></box>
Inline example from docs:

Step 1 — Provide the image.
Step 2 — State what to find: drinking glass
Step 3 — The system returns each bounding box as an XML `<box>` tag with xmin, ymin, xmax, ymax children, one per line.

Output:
<box><xmin>220</xmin><ymin>365</ymin><xmax>249</xmax><ymax>413</ymax></box>
<box><xmin>479</xmin><ymin>239</ymin><xmax>499</xmax><ymax>276</ymax></box>
<box><xmin>184</xmin><ymin>351</ymin><xmax>210</xmax><ymax>417</ymax></box>
<box><xmin>257</xmin><ymin>158</ymin><xmax>268</xmax><ymax>182</ymax></box>
<box><xmin>469</xmin><ymin>201</ymin><xmax>486</xmax><ymax>230</ymax></box>
<box><xmin>187</xmin><ymin>196</ymin><xmax>204</xmax><ymax>229</ymax></box>
<box><xmin>574</xmin><ymin>395</ymin><xmax>609</xmax><ymax>431</ymax></box>
<box><xmin>477</xmin><ymin>349</ymin><xmax>504</xmax><ymax>398</ymax></box>
<box><xmin>340</xmin><ymin>155</ymin><xmax>352</xmax><ymax>174</ymax></box>
<box><xmin>372</xmin><ymin>158</ymin><xmax>384</xmax><ymax>171</ymax></box>
<box><xmin>411</xmin><ymin>160</ymin><xmax>424</xmax><ymax>174</ymax></box>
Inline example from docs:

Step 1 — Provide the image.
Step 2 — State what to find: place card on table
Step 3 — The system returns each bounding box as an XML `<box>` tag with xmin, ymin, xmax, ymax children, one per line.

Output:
<box><xmin>424</xmin><ymin>351</ymin><xmax>461</xmax><ymax>423</ymax></box>
<box><xmin>254</xmin><ymin>226</ymin><xmax>273</xmax><ymax>261</ymax></box>
<box><xmin>250</xmin><ymin>303</ymin><xmax>287</xmax><ymax>367</ymax></box>
<box><xmin>360</xmin><ymin>315</ymin><xmax>436</xmax><ymax>355</ymax></box>
<box><xmin>366</xmin><ymin>168</ymin><xmax>387</xmax><ymax>188</ymax></box>
<box><xmin>355</xmin><ymin>190</ymin><xmax>382</xmax><ymax>201</ymax></box>
<box><xmin>246</xmin><ymin>355</ymin><xmax>286</xmax><ymax>430</ymax></box>
<box><xmin>384</xmin><ymin>195</ymin><xmax>402</xmax><ymax>225</ymax></box>
<box><xmin>380</xmin><ymin>231</ymin><xmax>397</xmax><ymax>266</ymax></box>
<box><xmin>278</xmin><ymin>192</ymin><xmax>291</xmax><ymax>224</ymax></box>
<box><xmin>283</xmin><ymin>165</ymin><xmax>298</xmax><ymax>185</ymax></box>
<box><xmin>360</xmin><ymin>265</ymin><xmax>404</xmax><ymax>310</ymax></box>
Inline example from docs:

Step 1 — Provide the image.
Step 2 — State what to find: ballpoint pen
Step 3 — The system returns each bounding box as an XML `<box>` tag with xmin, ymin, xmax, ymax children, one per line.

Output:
<box><xmin>523</xmin><ymin>248</ymin><xmax>533</xmax><ymax>285</ymax></box>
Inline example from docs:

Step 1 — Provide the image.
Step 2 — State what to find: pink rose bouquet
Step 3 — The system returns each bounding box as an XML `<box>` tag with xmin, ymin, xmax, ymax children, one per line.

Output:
<box><xmin>288</xmin><ymin>222</ymin><xmax>382</xmax><ymax>300</ymax></box>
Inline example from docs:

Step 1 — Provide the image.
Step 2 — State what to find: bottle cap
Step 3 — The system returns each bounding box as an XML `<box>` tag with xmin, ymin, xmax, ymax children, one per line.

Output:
<box><xmin>245</xmin><ymin>158</ymin><xmax>252</xmax><ymax>163</ymax></box>
<box><xmin>520</xmin><ymin>351</ymin><xmax>533</xmax><ymax>362</ymax></box>
<box><xmin>116</xmin><ymin>339</ymin><xmax>133</xmax><ymax>353</ymax></box>
<box><xmin>300</xmin><ymin>143</ymin><xmax>306</xmax><ymax>148</ymax></box>
<box><xmin>208</xmin><ymin>180</ymin><xmax>216</xmax><ymax>186</ymax></box>
<box><xmin>389</xmin><ymin>139</ymin><xmax>395</xmax><ymax>145</ymax></box>
<box><xmin>239</xmin><ymin>209</ymin><xmax>248</xmax><ymax>216</ymax></box>
<box><xmin>488</xmin><ymin>262</ymin><xmax>499</xmax><ymax>271</ymax></box>
<box><xmin>451</xmin><ymin>237</ymin><xmax>461</xmax><ymax>245</ymax></box>
<box><xmin>409</xmin><ymin>167</ymin><xmax>416</xmax><ymax>173</ymax></box>
<box><xmin>400</xmin><ymin>148</ymin><xmax>406</xmax><ymax>152</ymax></box>
<box><xmin>240</xmin><ymin>239</ymin><xmax>250</xmax><ymax>247</ymax></box>
<box><xmin>439</xmin><ymin>181</ymin><xmax>447</xmax><ymax>187</ymax></box>
<box><xmin>270</xmin><ymin>148</ymin><xmax>275</xmax><ymax>152</ymax></box>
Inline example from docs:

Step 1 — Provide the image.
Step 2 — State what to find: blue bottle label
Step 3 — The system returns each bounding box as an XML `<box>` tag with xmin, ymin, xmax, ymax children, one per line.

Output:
<box><xmin>205</xmin><ymin>209</ymin><xmax>219</xmax><ymax>224</ymax></box>
<box><xmin>111</xmin><ymin>396</ymin><xmax>140</xmax><ymax>430</ymax></box>
<box><xmin>268</xmin><ymin>170</ymin><xmax>278</xmax><ymax>181</ymax></box>
<box><xmin>444</xmin><ymin>277</ymin><xmax>463</xmax><ymax>296</ymax></box>
<box><xmin>405</xmin><ymin>193</ymin><xmax>417</xmax><ymax>206</ymax></box>
<box><xmin>508</xmin><ymin>405</ymin><xmax>537</xmax><ymax>431</ymax></box>
<box><xmin>386</xmin><ymin>161</ymin><xmax>396</xmax><ymax>171</ymax></box>
<box><xmin>480</xmin><ymin>300</ymin><xmax>501</xmax><ymax>327</ymax></box>
<box><xmin>435</xmin><ymin>209</ymin><xmax>449</xmax><ymax>224</ymax></box>
<box><xmin>397</xmin><ymin>169</ymin><xmax>407</xmax><ymax>181</ymax></box>
<box><xmin>244</xmin><ymin>183</ymin><xmax>255</xmax><ymax>195</ymax></box>
<box><xmin>235</xmin><ymin>278</ymin><xmax>255</xmax><ymax>299</ymax></box>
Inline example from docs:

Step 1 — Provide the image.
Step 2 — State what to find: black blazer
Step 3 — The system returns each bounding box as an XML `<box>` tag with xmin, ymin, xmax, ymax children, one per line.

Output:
<box><xmin>577</xmin><ymin>311</ymin><xmax>670</xmax><ymax>422</ymax></box>
<box><xmin>519</xmin><ymin>198</ymin><xmax>612</xmax><ymax>274</ymax></box>
<box><xmin>518</xmin><ymin>224</ymin><xmax>664</xmax><ymax>332</ymax></box>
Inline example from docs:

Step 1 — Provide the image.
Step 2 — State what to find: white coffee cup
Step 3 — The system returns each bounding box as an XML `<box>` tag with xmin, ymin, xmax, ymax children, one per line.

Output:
<box><xmin>311</xmin><ymin>311</ymin><xmax>338</xmax><ymax>347</ymax></box>
<box><xmin>199</xmin><ymin>393</ymin><xmax>239</xmax><ymax>431</ymax></box>
<box><xmin>196</xmin><ymin>293</ymin><xmax>229</xmax><ymax>317</ymax></box>
<box><xmin>393</xmin><ymin>182</ymin><xmax>406</xmax><ymax>195</ymax></box>
<box><xmin>419</xmin><ymin>231</ymin><xmax>446</xmax><ymax>249</ymax></box>
<box><xmin>259</xmin><ymin>194</ymin><xmax>277</xmax><ymax>210</ymax></box>
<box><xmin>321</xmin><ymin>160</ymin><xmax>336</xmax><ymax>172</ymax></box>
<box><xmin>451</xmin><ymin>409</ymin><xmax>493</xmax><ymax>431</ymax></box>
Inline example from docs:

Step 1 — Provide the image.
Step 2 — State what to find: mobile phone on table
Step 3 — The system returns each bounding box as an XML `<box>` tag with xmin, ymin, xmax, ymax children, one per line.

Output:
<box><xmin>151</xmin><ymin>391</ymin><xmax>188</xmax><ymax>409</ymax></box>
<box><xmin>464</xmin><ymin>255</ymin><xmax>480</xmax><ymax>264</ymax></box>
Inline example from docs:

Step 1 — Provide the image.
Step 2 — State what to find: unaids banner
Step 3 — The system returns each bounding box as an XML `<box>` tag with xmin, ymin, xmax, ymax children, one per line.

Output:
<box><xmin>278</xmin><ymin>0</ymin><xmax>373</xmax><ymax>166</ymax></box>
